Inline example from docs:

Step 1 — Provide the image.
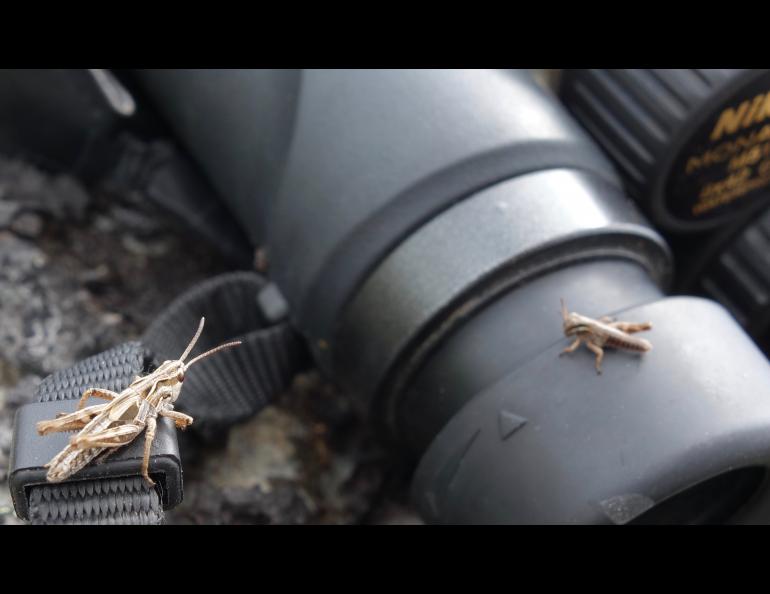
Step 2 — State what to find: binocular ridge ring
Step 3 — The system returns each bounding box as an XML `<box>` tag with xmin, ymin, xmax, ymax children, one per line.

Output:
<box><xmin>331</xmin><ymin>168</ymin><xmax>671</xmax><ymax>433</ymax></box>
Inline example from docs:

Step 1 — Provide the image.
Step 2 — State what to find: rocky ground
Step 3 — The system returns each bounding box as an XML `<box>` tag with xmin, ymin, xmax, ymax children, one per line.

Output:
<box><xmin>0</xmin><ymin>157</ymin><xmax>420</xmax><ymax>525</ymax></box>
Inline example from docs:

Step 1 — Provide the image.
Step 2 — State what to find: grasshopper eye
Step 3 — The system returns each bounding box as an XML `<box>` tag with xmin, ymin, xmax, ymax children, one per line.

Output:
<box><xmin>177</xmin><ymin>371</ymin><xmax>185</xmax><ymax>383</ymax></box>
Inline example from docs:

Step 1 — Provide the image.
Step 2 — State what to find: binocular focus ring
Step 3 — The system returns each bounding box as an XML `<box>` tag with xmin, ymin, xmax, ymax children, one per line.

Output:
<box><xmin>332</xmin><ymin>168</ymin><xmax>670</xmax><ymax>430</ymax></box>
<box><xmin>560</xmin><ymin>69</ymin><xmax>770</xmax><ymax>232</ymax></box>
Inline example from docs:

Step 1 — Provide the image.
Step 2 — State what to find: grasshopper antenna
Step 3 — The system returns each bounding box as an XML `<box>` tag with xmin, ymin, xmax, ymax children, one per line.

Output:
<box><xmin>180</xmin><ymin>317</ymin><xmax>206</xmax><ymax>362</ymax></box>
<box><xmin>560</xmin><ymin>298</ymin><xmax>568</xmax><ymax>321</ymax></box>
<box><xmin>185</xmin><ymin>340</ymin><xmax>243</xmax><ymax>369</ymax></box>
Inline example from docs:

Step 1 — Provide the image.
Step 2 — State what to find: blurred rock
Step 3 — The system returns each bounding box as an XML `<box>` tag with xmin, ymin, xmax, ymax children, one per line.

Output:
<box><xmin>0</xmin><ymin>201</ymin><xmax>20</xmax><ymax>227</ymax></box>
<box><xmin>203</xmin><ymin>406</ymin><xmax>307</xmax><ymax>492</ymax></box>
<box><xmin>0</xmin><ymin>483</ymin><xmax>22</xmax><ymax>526</ymax></box>
<box><xmin>9</xmin><ymin>212</ymin><xmax>44</xmax><ymax>238</ymax></box>
<box><xmin>172</xmin><ymin>481</ymin><xmax>314</xmax><ymax>525</ymax></box>
<box><xmin>109</xmin><ymin>204</ymin><xmax>164</xmax><ymax>237</ymax></box>
<box><xmin>365</xmin><ymin>502</ymin><xmax>424</xmax><ymax>525</ymax></box>
<box><xmin>77</xmin><ymin>264</ymin><xmax>112</xmax><ymax>289</ymax></box>
<box><xmin>3</xmin><ymin>375</ymin><xmax>41</xmax><ymax>409</ymax></box>
<box><xmin>166</xmin><ymin>375</ymin><xmax>395</xmax><ymax>524</ymax></box>
<box><xmin>121</xmin><ymin>233</ymin><xmax>171</xmax><ymax>257</ymax></box>
<box><xmin>49</xmin><ymin>175</ymin><xmax>90</xmax><ymax>221</ymax></box>
<box><xmin>0</xmin><ymin>160</ymin><xmax>90</xmax><ymax>222</ymax></box>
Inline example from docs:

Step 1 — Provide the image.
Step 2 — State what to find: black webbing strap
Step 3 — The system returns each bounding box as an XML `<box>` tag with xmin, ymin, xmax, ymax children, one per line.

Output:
<box><xmin>17</xmin><ymin>272</ymin><xmax>308</xmax><ymax>524</ymax></box>
<box><xmin>27</xmin><ymin>342</ymin><xmax>164</xmax><ymax>525</ymax></box>
<box><xmin>28</xmin><ymin>477</ymin><xmax>164</xmax><ymax>526</ymax></box>
<box><xmin>141</xmin><ymin>272</ymin><xmax>307</xmax><ymax>439</ymax></box>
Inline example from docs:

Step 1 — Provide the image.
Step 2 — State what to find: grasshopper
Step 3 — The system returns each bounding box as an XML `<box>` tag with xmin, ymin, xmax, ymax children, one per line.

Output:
<box><xmin>36</xmin><ymin>317</ymin><xmax>241</xmax><ymax>486</ymax></box>
<box><xmin>559</xmin><ymin>299</ymin><xmax>652</xmax><ymax>374</ymax></box>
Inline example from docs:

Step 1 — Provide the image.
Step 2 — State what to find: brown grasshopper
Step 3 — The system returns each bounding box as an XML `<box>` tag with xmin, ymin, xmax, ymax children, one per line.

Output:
<box><xmin>36</xmin><ymin>317</ymin><xmax>241</xmax><ymax>486</ymax></box>
<box><xmin>559</xmin><ymin>299</ymin><xmax>652</xmax><ymax>374</ymax></box>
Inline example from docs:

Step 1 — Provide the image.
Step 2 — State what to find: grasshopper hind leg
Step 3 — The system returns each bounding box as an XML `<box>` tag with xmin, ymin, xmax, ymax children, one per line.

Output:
<box><xmin>69</xmin><ymin>423</ymin><xmax>142</xmax><ymax>448</ymax></box>
<box><xmin>37</xmin><ymin>405</ymin><xmax>107</xmax><ymax>435</ymax></box>
<box><xmin>610</xmin><ymin>321</ymin><xmax>652</xmax><ymax>334</ymax></box>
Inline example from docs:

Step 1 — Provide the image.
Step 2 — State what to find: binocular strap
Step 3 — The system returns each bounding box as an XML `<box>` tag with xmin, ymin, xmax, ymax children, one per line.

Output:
<box><xmin>22</xmin><ymin>272</ymin><xmax>306</xmax><ymax>525</ymax></box>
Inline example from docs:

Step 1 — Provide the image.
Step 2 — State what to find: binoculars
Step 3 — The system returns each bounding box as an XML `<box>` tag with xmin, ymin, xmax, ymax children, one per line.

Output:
<box><xmin>6</xmin><ymin>69</ymin><xmax>770</xmax><ymax>524</ymax></box>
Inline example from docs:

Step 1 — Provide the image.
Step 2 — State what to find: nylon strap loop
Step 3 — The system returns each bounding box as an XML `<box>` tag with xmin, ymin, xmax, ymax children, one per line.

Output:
<box><xmin>141</xmin><ymin>271</ymin><xmax>308</xmax><ymax>439</ymax></box>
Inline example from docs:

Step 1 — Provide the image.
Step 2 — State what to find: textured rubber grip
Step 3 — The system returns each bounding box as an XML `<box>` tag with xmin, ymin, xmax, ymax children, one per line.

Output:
<box><xmin>27</xmin><ymin>342</ymin><xmax>163</xmax><ymax>525</ymax></box>
<box><xmin>562</xmin><ymin>69</ymin><xmax>735</xmax><ymax>192</ymax></box>
<box><xmin>698</xmin><ymin>208</ymin><xmax>770</xmax><ymax>347</ymax></box>
<box><xmin>560</xmin><ymin>69</ymin><xmax>770</xmax><ymax>232</ymax></box>
<box><xmin>142</xmin><ymin>272</ymin><xmax>308</xmax><ymax>439</ymax></box>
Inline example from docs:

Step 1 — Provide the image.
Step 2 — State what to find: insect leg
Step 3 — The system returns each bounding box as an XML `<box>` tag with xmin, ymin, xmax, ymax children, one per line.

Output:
<box><xmin>37</xmin><ymin>404</ymin><xmax>108</xmax><ymax>435</ymax></box>
<box><xmin>610</xmin><ymin>321</ymin><xmax>652</xmax><ymax>334</ymax></box>
<box><xmin>44</xmin><ymin>444</ymin><xmax>104</xmax><ymax>482</ymax></box>
<box><xmin>560</xmin><ymin>337</ymin><xmax>582</xmax><ymax>355</ymax></box>
<box><xmin>585</xmin><ymin>341</ymin><xmax>605</xmax><ymax>374</ymax></box>
<box><xmin>141</xmin><ymin>417</ymin><xmax>157</xmax><ymax>487</ymax></box>
<box><xmin>77</xmin><ymin>388</ymin><xmax>121</xmax><ymax>410</ymax></box>
<box><xmin>159</xmin><ymin>409</ymin><xmax>194</xmax><ymax>429</ymax></box>
<box><xmin>69</xmin><ymin>424</ymin><xmax>143</xmax><ymax>448</ymax></box>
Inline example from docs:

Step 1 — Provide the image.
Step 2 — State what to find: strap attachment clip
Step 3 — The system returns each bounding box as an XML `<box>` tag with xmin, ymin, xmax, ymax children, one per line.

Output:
<box><xmin>8</xmin><ymin>400</ymin><xmax>183</xmax><ymax>521</ymax></box>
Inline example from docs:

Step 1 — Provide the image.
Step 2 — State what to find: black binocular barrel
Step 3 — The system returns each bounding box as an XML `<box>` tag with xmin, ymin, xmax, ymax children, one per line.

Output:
<box><xmin>134</xmin><ymin>70</ymin><xmax>620</xmax><ymax>350</ymax></box>
<box><xmin>134</xmin><ymin>69</ymin><xmax>770</xmax><ymax>524</ymax></box>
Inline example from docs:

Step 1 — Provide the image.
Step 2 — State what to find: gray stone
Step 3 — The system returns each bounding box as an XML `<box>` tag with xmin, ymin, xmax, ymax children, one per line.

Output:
<box><xmin>10</xmin><ymin>212</ymin><xmax>44</xmax><ymax>238</ymax></box>
<box><xmin>0</xmin><ymin>160</ymin><xmax>90</xmax><ymax>221</ymax></box>
<box><xmin>0</xmin><ymin>201</ymin><xmax>21</xmax><ymax>227</ymax></box>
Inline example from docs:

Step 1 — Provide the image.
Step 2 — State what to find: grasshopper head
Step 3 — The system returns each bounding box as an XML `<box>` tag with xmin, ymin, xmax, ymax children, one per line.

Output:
<box><xmin>150</xmin><ymin>359</ymin><xmax>187</xmax><ymax>403</ymax></box>
<box><xmin>167</xmin><ymin>359</ymin><xmax>186</xmax><ymax>384</ymax></box>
